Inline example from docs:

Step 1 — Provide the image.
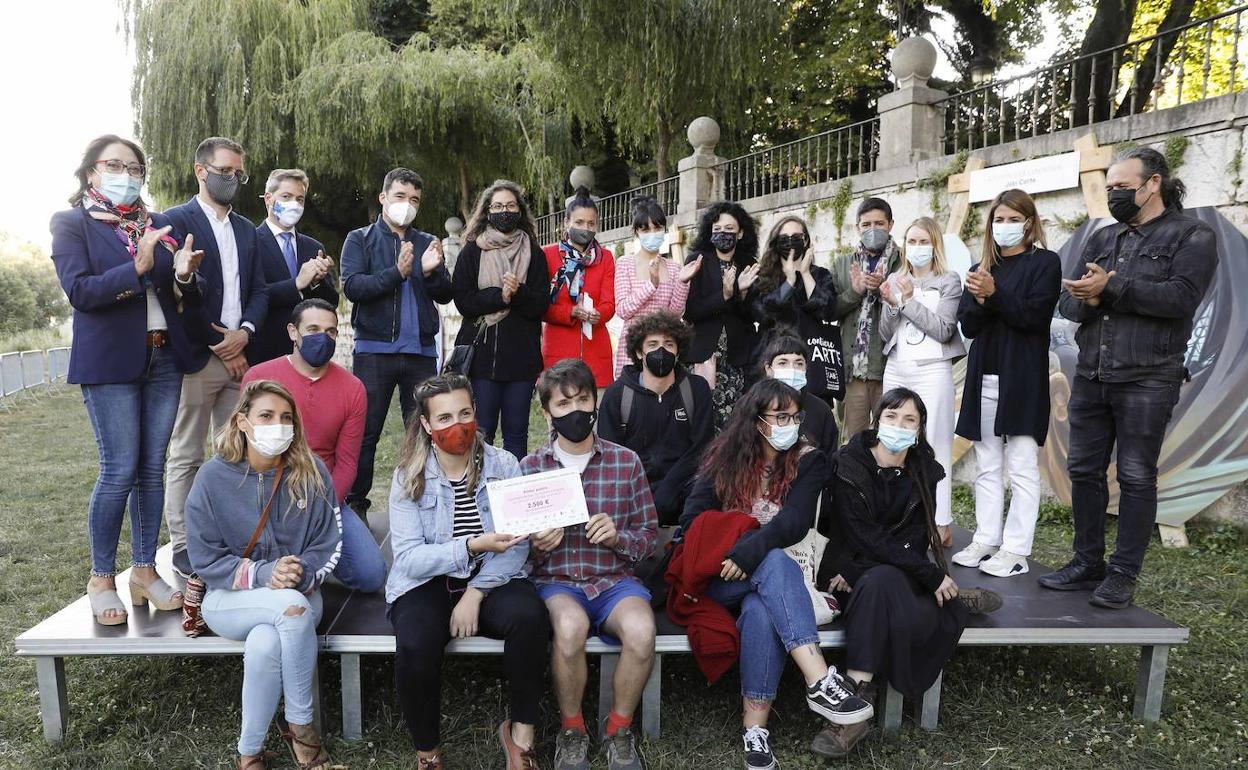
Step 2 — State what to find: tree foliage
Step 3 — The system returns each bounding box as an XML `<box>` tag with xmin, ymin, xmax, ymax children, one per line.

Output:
<box><xmin>0</xmin><ymin>235</ymin><xmax>67</xmax><ymax>335</ymax></box>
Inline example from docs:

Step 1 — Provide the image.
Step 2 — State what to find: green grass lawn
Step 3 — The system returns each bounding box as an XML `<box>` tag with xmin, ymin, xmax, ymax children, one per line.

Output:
<box><xmin>0</xmin><ymin>388</ymin><xmax>1245</xmax><ymax>769</ymax></box>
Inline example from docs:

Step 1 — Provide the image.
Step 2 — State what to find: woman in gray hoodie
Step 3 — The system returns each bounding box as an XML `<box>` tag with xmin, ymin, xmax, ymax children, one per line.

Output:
<box><xmin>187</xmin><ymin>380</ymin><xmax>342</xmax><ymax>770</ymax></box>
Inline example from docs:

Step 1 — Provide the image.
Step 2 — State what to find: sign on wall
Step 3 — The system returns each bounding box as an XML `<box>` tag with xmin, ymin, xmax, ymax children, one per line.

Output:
<box><xmin>968</xmin><ymin>151</ymin><xmax>1082</xmax><ymax>203</ymax></box>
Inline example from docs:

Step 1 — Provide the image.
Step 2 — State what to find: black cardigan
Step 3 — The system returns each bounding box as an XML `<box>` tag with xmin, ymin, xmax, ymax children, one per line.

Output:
<box><xmin>954</xmin><ymin>246</ymin><xmax>1062</xmax><ymax>444</ymax></box>
<box><xmin>451</xmin><ymin>239</ymin><xmax>552</xmax><ymax>382</ymax></box>
<box><xmin>680</xmin><ymin>448</ymin><xmax>828</xmax><ymax>575</ymax></box>
<box><xmin>683</xmin><ymin>250</ymin><xmax>758</xmax><ymax>367</ymax></box>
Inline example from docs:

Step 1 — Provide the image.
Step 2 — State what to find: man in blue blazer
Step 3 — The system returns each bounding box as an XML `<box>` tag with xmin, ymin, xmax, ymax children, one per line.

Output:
<box><xmin>161</xmin><ymin>136</ymin><xmax>270</xmax><ymax>576</ymax></box>
<box><xmin>249</xmin><ymin>168</ymin><xmax>339</xmax><ymax>365</ymax></box>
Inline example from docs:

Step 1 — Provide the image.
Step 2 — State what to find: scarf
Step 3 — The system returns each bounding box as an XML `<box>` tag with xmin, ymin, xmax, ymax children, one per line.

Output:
<box><xmin>550</xmin><ymin>240</ymin><xmax>602</xmax><ymax>304</ymax></box>
<box><xmin>82</xmin><ymin>188</ymin><xmax>179</xmax><ymax>286</ymax></box>
<box><xmin>476</xmin><ymin>226</ymin><xmax>532</xmax><ymax>326</ymax></box>
<box><xmin>850</xmin><ymin>237</ymin><xmax>897</xmax><ymax>378</ymax></box>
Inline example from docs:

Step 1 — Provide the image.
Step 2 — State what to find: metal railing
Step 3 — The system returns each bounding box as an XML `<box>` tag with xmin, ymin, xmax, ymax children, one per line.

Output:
<box><xmin>717</xmin><ymin>118</ymin><xmax>880</xmax><ymax>202</ymax></box>
<box><xmin>0</xmin><ymin>347</ymin><xmax>70</xmax><ymax>404</ymax></box>
<box><xmin>534</xmin><ymin>175</ymin><xmax>680</xmax><ymax>245</ymax></box>
<box><xmin>937</xmin><ymin>4</ymin><xmax>1247</xmax><ymax>154</ymax></box>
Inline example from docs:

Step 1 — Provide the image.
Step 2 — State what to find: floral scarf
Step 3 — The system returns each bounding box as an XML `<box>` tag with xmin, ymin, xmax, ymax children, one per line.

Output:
<box><xmin>82</xmin><ymin>187</ymin><xmax>178</xmax><ymax>285</ymax></box>
<box><xmin>550</xmin><ymin>240</ymin><xmax>602</xmax><ymax>304</ymax></box>
<box><xmin>850</xmin><ymin>237</ymin><xmax>897</xmax><ymax>378</ymax></box>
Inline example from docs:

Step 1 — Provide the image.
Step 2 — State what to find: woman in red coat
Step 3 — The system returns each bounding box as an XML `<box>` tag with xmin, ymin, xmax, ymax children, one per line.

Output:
<box><xmin>542</xmin><ymin>186</ymin><xmax>616</xmax><ymax>387</ymax></box>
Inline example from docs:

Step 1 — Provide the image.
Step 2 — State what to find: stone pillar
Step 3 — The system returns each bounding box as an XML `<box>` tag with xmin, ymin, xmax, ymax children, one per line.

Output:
<box><xmin>876</xmin><ymin>37</ymin><xmax>949</xmax><ymax>169</ymax></box>
<box><xmin>442</xmin><ymin>216</ymin><xmax>464</xmax><ymax>270</ymax></box>
<box><xmin>677</xmin><ymin>116</ymin><xmax>724</xmax><ymax>213</ymax></box>
<box><xmin>566</xmin><ymin>165</ymin><xmax>596</xmax><ymax>207</ymax></box>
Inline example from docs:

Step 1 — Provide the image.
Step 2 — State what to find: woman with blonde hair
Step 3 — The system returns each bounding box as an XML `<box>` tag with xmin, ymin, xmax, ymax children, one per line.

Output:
<box><xmin>187</xmin><ymin>380</ymin><xmax>342</xmax><ymax>770</ymax></box>
<box><xmin>952</xmin><ymin>189</ymin><xmax>1062</xmax><ymax>578</ymax></box>
<box><xmin>879</xmin><ymin>216</ymin><xmax>966</xmax><ymax>542</ymax></box>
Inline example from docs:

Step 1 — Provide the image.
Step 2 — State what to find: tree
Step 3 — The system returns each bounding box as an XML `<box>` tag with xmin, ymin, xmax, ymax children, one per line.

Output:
<box><xmin>0</xmin><ymin>266</ymin><xmax>39</xmax><ymax>336</ymax></box>
<box><xmin>0</xmin><ymin>235</ymin><xmax>68</xmax><ymax>331</ymax></box>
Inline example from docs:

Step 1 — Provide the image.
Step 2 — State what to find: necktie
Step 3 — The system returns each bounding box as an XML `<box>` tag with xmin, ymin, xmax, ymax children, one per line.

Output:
<box><xmin>280</xmin><ymin>232</ymin><xmax>298</xmax><ymax>278</ymax></box>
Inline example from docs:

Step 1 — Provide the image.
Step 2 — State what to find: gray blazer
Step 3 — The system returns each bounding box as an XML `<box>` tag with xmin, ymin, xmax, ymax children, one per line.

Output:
<box><xmin>880</xmin><ymin>270</ymin><xmax>967</xmax><ymax>363</ymax></box>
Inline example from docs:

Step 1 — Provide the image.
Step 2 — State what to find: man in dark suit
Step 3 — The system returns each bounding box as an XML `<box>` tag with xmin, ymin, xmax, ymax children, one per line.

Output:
<box><xmin>249</xmin><ymin>168</ymin><xmax>339</xmax><ymax>365</ymax></box>
<box><xmin>162</xmin><ymin>136</ymin><xmax>269</xmax><ymax>576</ymax></box>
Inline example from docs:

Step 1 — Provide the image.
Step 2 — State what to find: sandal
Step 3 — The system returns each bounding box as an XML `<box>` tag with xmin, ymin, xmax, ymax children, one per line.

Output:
<box><xmin>238</xmin><ymin>751</ymin><xmax>277</xmax><ymax>769</ymax></box>
<box><xmin>276</xmin><ymin>715</ymin><xmax>332</xmax><ymax>770</ymax></box>
<box><xmin>129</xmin><ymin>576</ymin><xmax>184</xmax><ymax>611</ymax></box>
<box><xmin>88</xmin><ymin>587</ymin><xmax>128</xmax><ymax>626</ymax></box>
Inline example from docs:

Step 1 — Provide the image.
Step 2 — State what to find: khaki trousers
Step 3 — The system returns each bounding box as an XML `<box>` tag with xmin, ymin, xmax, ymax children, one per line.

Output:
<box><xmin>841</xmin><ymin>378</ymin><xmax>883</xmax><ymax>444</ymax></box>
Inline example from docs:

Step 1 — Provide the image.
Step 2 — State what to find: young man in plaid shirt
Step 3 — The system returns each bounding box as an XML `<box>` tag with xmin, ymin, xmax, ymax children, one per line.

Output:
<box><xmin>523</xmin><ymin>359</ymin><xmax>657</xmax><ymax>770</ymax></box>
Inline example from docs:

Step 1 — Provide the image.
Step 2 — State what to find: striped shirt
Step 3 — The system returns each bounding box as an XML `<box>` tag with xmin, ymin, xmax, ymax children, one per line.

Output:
<box><xmin>450</xmin><ymin>474</ymin><xmax>485</xmax><ymax>539</ymax></box>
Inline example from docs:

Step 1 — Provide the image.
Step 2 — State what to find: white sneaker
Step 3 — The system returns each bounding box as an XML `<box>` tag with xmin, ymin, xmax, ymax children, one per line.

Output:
<box><xmin>979</xmin><ymin>549</ymin><xmax>1029</xmax><ymax>577</ymax></box>
<box><xmin>951</xmin><ymin>542</ymin><xmax>997</xmax><ymax>568</ymax></box>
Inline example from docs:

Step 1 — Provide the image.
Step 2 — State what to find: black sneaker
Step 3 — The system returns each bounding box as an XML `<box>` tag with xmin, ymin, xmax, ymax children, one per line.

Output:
<box><xmin>171</xmin><ymin>547</ymin><xmax>193</xmax><ymax>579</ymax></box>
<box><xmin>1089</xmin><ymin>570</ymin><xmax>1137</xmax><ymax>609</ymax></box>
<box><xmin>554</xmin><ymin>728</ymin><xmax>591</xmax><ymax>770</ymax></box>
<box><xmin>741</xmin><ymin>725</ymin><xmax>776</xmax><ymax>770</ymax></box>
<box><xmin>1037</xmin><ymin>559</ymin><xmax>1106</xmax><ymax>591</ymax></box>
<box><xmin>806</xmin><ymin>669</ymin><xmax>873</xmax><ymax>725</ymax></box>
<box><xmin>605</xmin><ymin>726</ymin><xmax>643</xmax><ymax>770</ymax></box>
<box><xmin>959</xmin><ymin>587</ymin><xmax>1004</xmax><ymax>615</ymax></box>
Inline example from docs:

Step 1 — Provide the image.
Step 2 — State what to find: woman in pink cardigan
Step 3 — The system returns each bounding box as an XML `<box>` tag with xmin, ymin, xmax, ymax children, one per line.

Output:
<box><xmin>613</xmin><ymin>195</ymin><xmax>703</xmax><ymax>377</ymax></box>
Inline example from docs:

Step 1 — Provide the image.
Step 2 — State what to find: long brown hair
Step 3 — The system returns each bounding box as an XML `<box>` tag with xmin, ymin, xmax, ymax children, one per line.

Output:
<box><xmin>464</xmin><ymin>179</ymin><xmax>538</xmax><ymax>243</ymax></box>
<box><xmin>398</xmin><ymin>374</ymin><xmax>487</xmax><ymax>500</ymax></box>
<box><xmin>697</xmin><ymin>379</ymin><xmax>807</xmax><ymax>512</ymax></box>
<box><xmin>978</xmin><ymin>188</ymin><xmax>1046</xmax><ymax>272</ymax></box>
<box><xmin>754</xmin><ymin>215</ymin><xmax>812</xmax><ymax>296</ymax></box>
<box><xmin>215</xmin><ymin>380</ymin><xmax>328</xmax><ymax>512</ymax></box>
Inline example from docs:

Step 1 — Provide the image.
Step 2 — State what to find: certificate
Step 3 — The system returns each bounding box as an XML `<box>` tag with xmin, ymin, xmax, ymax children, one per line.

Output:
<box><xmin>486</xmin><ymin>467</ymin><xmax>591</xmax><ymax>536</ymax></box>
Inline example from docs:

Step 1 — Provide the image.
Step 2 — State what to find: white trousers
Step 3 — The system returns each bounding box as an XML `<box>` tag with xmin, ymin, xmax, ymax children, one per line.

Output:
<box><xmin>971</xmin><ymin>374</ymin><xmax>1041</xmax><ymax>555</ymax></box>
<box><xmin>883</xmin><ymin>357</ymin><xmax>955</xmax><ymax>526</ymax></box>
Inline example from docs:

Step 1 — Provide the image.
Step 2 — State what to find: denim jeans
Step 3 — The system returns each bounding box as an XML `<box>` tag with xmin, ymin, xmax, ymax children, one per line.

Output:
<box><xmin>81</xmin><ymin>346</ymin><xmax>182</xmax><ymax>576</ymax></box>
<box><xmin>472</xmin><ymin>378</ymin><xmax>536</xmax><ymax>460</ymax></box>
<box><xmin>704</xmin><ymin>549</ymin><xmax>820</xmax><ymax>701</ymax></box>
<box><xmin>348</xmin><ymin>353</ymin><xmax>436</xmax><ymax>510</ymax></box>
<box><xmin>1067</xmin><ymin>375</ymin><xmax>1181</xmax><ymax>578</ymax></box>
<box><xmin>334</xmin><ymin>504</ymin><xmax>386</xmax><ymax>593</ymax></box>
<box><xmin>202</xmin><ymin>588</ymin><xmax>324</xmax><ymax>756</ymax></box>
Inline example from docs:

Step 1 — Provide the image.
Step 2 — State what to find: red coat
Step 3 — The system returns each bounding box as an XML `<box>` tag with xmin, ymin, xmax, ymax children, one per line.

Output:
<box><xmin>542</xmin><ymin>243</ymin><xmax>616</xmax><ymax>387</ymax></box>
<box><xmin>665</xmin><ymin>509</ymin><xmax>760</xmax><ymax>684</ymax></box>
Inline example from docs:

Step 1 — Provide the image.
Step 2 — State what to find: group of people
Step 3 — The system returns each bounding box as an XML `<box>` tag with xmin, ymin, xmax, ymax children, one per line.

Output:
<box><xmin>50</xmin><ymin>129</ymin><xmax>1216</xmax><ymax>770</ymax></box>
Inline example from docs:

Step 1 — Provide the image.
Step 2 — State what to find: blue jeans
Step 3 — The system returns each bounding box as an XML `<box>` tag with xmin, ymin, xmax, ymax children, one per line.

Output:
<box><xmin>202</xmin><ymin>588</ymin><xmax>324</xmax><ymax>756</ymax></box>
<box><xmin>705</xmin><ymin>549</ymin><xmax>820</xmax><ymax>701</ymax></box>
<box><xmin>348</xmin><ymin>352</ymin><xmax>436</xmax><ymax>511</ymax></box>
<box><xmin>472</xmin><ymin>378</ymin><xmax>535</xmax><ymax>460</ymax></box>
<box><xmin>334</xmin><ymin>504</ymin><xmax>386</xmax><ymax>593</ymax></box>
<box><xmin>81</xmin><ymin>346</ymin><xmax>182</xmax><ymax>576</ymax></box>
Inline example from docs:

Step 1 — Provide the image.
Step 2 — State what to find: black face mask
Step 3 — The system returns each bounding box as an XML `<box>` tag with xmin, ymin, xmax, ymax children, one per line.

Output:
<box><xmin>552</xmin><ymin>409</ymin><xmax>596</xmax><ymax>442</ymax></box>
<box><xmin>643</xmin><ymin>347</ymin><xmax>676</xmax><ymax>378</ymax></box>
<box><xmin>568</xmin><ymin>227</ymin><xmax>596</xmax><ymax>248</ymax></box>
<box><xmin>1108</xmin><ymin>186</ymin><xmax>1151</xmax><ymax>224</ymax></box>
<box><xmin>488</xmin><ymin>210</ymin><xmax>522</xmax><ymax>233</ymax></box>
<box><xmin>775</xmin><ymin>233</ymin><xmax>808</xmax><ymax>258</ymax></box>
<box><xmin>710</xmin><ymin>231</ymin><xmax>738</xmax><ymax>254</ymax></box>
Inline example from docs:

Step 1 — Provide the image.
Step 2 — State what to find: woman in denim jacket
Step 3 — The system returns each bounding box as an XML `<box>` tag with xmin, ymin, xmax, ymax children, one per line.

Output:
<box><xmin>386</xmin><ymin>374</ymin><xmax>550</xmax><ymax>770</ymax></box>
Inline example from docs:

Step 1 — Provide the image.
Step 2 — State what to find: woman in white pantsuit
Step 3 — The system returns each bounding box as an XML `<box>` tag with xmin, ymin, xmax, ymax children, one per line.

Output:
<box><xmin>879</xmin><ymin>217</ymin><xmax>966</xmax><ymax>546</ymax></box>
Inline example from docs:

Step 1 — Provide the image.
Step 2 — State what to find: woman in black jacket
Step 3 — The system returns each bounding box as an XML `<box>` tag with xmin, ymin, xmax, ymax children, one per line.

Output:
<box><xmin>815</xmin><ymin>388</ymin><xmax>1001</xmax><ymax>758</ymax></box>
<box><xmin>952</xmin><ymin>188</ymin><xmax>1062</xmax><ymax>579</ymax></box>
<box><xmin>451</xmin><ymin>180</ymin><xmax>551</xmax><ymax>459</ymax></box>
<box><xmin>682</xmin><ymin>201</ymin><xmax>761</xmax><ymax>429</ymax></box>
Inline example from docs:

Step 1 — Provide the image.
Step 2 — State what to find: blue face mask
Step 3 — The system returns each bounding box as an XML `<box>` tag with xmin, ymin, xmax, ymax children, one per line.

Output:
<box><xmin>96</xmin><ymin>172</ymin><xmax>142</xmax><ymax>207</ymax></box>
<box><xmin>876</xmin><ymin>424</ymin><xmax>918</xmax><ymax>454</ymax></box>
<box><xmin>298</xmin><ymin>332</ymin><xmax>336</xmax><ymax>368</ymax></box>
<box><xmin>771</xmin><ymin>367</ymin><xmax>807</xmax><ymax>392</ymax></box>
<box><xmin>638</xmin><ymin>232</ymin><xmax>665</xmax><ymax>253</ymax></box>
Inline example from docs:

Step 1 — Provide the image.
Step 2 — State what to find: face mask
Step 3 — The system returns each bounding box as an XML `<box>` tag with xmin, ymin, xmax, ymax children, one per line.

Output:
<box><xmin>992</xmin><ymin>222</ymin><xmax>1027</xmax><ymax>248</ymax></box>
<box><xmin>567</xmin><ymin>227</ymin><xmax>596</xmax><ymax>248</ymax></box>
<box><xmin>771</xmin><ymin>367</ymin><xmax>807</xmax><ymax>392</ymax></box>
<box><xmin>488</xmin><ymin>210</ymin><xmax>522</xmax><ymax>233</ymax></box>
<box><xmin>638</xmin><ymin>232</ymin><xmax>665</xmax><ymax>253</ymax></box>
<box><xmin>710</xmin><ymin>231</ymin><xmax>738</xmax><ymax>254</ymax></box>
<box><xmin>96</xmin><ymin>172</ymin><xmax>142</xmax><ymax>207</ymax></box>
<box><xmin>297</xmin><ymin>331</ymin><xmax>335</xmax><ymax>368</ymax></box>
<box><xmin>775</xmin><ymin>233</ymin><xmax>807</xmax><ymax>257</ymax></box>
<box><xmin>906</xmin><ymin>244</ymin><xmax>934</xmax><ymax>268</ymax></box>
<box><xmin>205</xmin><ymin>171</ymin><xmax>240</xmax><ymax>206</ymax></box>
<box><xmin>386</xmin><ymin>200</ymin><xmax>417</xmax><ymax>227</ymax></box>
<box><xmin>245</xmin><ymin>419</ymin><xmax>295</xmax><ymax>458</ymax></box>
<box><xmin>643</xmin><ymin>347</ymin><xmax>676</xmax><ymax>378</ymax></box>
<box><xmin>860</xmin><ymin>227</ymin><xmax>890</xmax><ymax>253</ymax></box>
<box><xmin>273</xmin><ymin>200</ymin><xmax>304</xmax><ymax>228</ymax></box>
<box><xmin>552</xmin><ymin>409</ymin><xmax>596</xmax><ymax>442</ymax></box>
<box><xmin>876</xmin><ymin>424</ymin><xmax>918</xmax><ymax>454</ymax></box>
<box><xmin>1108</xmin><ymin>186</ymin><xmax>1152</xmax><ymax>224</ymax></box>
<box><xmin>758</xmin><ymin>419</ymin><xmax>800</xmax><ymax>451</ymax></box>
<box><xmin>430</xmin><ymin>420</ymin><xmax>477</xmax><ymax>455</ymax></box>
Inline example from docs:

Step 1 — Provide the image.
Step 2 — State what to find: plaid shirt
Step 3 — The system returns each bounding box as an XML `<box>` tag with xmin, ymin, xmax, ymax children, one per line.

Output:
<box><xmin>521</xmin><ymin>437</ymin><xmax>657</xmax><ymax>599</ymax></box>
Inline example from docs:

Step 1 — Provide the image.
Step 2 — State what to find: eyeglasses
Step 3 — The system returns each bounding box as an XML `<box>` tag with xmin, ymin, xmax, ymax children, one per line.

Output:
<box><xmin>489</xmin><ymin>203</ymin><xmax>521</xmax><ymax>213</ymax></box>
<box><xmin>759</xmin><ymin>411</ymin><xmax>804</xmax><ymax>427</ymax></box>
<box><xmin>204</xmin><ymin>163</ymin><xmax>249</xmax><ymax>184</ymax></box>
<box><xmin>95</xmin><ymin>159</ymin><xmax>145</xmax><ymax>178</ymax></box>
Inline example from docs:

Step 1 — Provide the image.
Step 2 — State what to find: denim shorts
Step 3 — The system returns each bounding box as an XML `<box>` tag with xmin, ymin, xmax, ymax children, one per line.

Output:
<box><xmin>537</xmin><ymin>578</ymin><xmax>651</xmax><ymax>645</ymax></box>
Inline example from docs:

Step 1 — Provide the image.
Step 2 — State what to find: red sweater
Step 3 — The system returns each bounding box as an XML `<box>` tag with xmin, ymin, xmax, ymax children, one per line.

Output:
<box><xmin>542</xmin><ymin>243</ymin><xmax>616</xmax><ymax>387</ymax></box>
<box><xmin>242</xmin><ymin>356</ymin><xmax>366</xmax><ymax>504</ymax></box>
<box><xmin>666</xmin><ymin>509</ymin><xmax>760</xmax><ymax>684</ymax></box>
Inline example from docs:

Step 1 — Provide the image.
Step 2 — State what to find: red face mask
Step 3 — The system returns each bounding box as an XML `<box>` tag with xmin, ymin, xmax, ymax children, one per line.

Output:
<box><xmin>430</xmin><ymin>420</ymin><xmax>477</xmax><ymax>455</ymax></box>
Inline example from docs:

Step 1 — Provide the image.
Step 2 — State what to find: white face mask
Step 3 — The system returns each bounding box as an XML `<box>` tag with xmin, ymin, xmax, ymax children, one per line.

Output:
<box><xmin>758</xmin><ymin>419</ymin><xmax>800</xmax><ymax>451</ymax></box>
<box><xmin>245</xmin><ymin>419</ymin><xmax>295</xmax><ymax>458</ymax></box>
<box><xmin>272</xmin><ymin>200</ymin><xmax>304</xmax><ymax>229</ymax></box>
<box><xmin>771</xmin><ymin>367</ymin><xmax>807</xmax><ymax>392</ymax></box>
<box><xmin>907</xmin><ymin>244</ymin><xmax>934</xmax><ymax>268</ymax></box>
<box><xmin>992</xmin><ymin>222</ymin><xmax>1027</xmax><ymax>248</ymax></box>
<box><xmin>386</xmin><ymin>200</ymin><xmax>417</xmax><ymax>227</ymax></box>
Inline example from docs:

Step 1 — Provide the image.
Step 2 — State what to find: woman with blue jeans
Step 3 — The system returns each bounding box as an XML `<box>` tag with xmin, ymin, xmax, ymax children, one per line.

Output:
<box><xmin>187</xmin><ymin>380</ymin><xmax>342</xmax><ymax>770</ymax></box>
<box><xmin>50</xmin><ymin>134</ymin><xmax>208</xmax><ymax>625</ymax></box>
<box><xmin>680</xmin><ymin>379</ymin><xmax>872</xmax><ymax>770</ymax></box>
